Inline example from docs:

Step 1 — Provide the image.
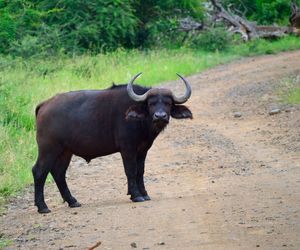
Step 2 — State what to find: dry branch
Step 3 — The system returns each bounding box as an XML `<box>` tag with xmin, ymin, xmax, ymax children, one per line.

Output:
<box><xmin>179</xmin><ymin>17</ymin><xmax>203</xmax><ymax>32</ymax></box>
<box><xmin>178</xmin><ymin>17</ymin><xmax>204</xmax><ymax>43</ymax></box>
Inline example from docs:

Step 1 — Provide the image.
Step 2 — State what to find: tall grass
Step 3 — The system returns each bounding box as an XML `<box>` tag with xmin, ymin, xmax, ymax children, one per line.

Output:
<box><xmin>1</xmin><ymin>36</ymin><xmax>300</xmax><ymax>205</ymax></box>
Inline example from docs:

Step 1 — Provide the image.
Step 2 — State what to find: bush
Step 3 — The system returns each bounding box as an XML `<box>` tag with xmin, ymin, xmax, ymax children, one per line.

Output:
<box><xmin>134</xmin><ymin>0</ymin><xmax>205</xmax><ymax>48</ymax></box>
<box><xmin>37</xmin><ymin>0</ymin><xmax>139</xmax><ymax>52</ymax></box>
<box><xmin>222</xmin><ymin>0</ymin><xmax>300</xmax><ymax>25</ymax></box>
<box><xmin>9</xmin><ymin>25</ymin><xmax>67</xmax><ymax>58</ymax></box>
<box><xmin>144</xmin><ymin>18</ymin><xmax>185</xmax><ymax>48</ymax></box>
<box><xmin>252</xmin><ymin>0</ymin><xmax>291</xmax><ymax>25</ymax></box>
<box><xmin>0</xmin><ymin>0</ymin><xmax>205</xmax><ymax>55</ymax></box>
<box><xmin>0</xmin><ymin>0</ymin><xmax>139</xmax><ymax>54</ymax></box>
<box><xmin>9</xmin><ymin>35</ymin><xmax>44</xmax><ymax>58</ymax></box>
<box><xmin>189</xmin><ymin>27</ymin><xmax>234</xmax><ymax>51</ymax></box>
<box><xmin>0</xmin><ymin>11</ymin><xmax>16</xmax><ymax>53</ymax></box>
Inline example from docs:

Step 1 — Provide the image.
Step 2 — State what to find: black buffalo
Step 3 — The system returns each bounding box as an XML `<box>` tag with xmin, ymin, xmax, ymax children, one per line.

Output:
<box><xmin>32</xmin><ymin>73</ymin><xmax>192</xmax><ymax>213</ymax></box>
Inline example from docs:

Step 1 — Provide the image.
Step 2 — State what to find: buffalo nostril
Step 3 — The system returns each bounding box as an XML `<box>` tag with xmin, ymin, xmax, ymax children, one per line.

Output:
<box><xmin>161</xmin><ymin>113</ymin><xmax>167</xmax><ymax>119</ymax></box>
<box><xmin>154</xmin><ymin>112</ymin><xmax>167</xmax><ymax>120</ymax></box>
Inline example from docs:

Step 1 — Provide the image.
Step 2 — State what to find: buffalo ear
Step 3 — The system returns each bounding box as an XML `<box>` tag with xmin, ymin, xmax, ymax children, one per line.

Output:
<box><xmin>171</xmin><ymin>105</ymin><xmax>193</xmax><ymax>119</ymax></box>
<box><xmin>125</xmin><ymin>105</ymin><xmax>148</xmax><ymax>121</ymax></box>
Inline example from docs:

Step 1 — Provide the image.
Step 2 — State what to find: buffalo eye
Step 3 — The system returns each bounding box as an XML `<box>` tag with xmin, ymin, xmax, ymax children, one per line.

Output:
<box><xmin>148</xmin><ymin>100</ymin><xmax>156</xmax><ymax>107</ymax></box>
<box><xmin>164</xmin><ymin>100</ymin><xmax>172</xmax><ymax>107</ymax></box>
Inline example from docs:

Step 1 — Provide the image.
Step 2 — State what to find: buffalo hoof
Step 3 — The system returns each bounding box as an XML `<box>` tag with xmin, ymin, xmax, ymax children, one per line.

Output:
<box><xmin>131</xmin><ymin>196</ymin><xmax>145</xmax><ymax>202</ymax></box>
<box><xmin>143</xmin><ymin>195</ymin><xmax>151</xmax><ymax>201</ymax></box>
<box><xmin>38</xmin><ymin>207</ymin><xmax>51</xmax><ymax>214</ymax></box>
<box><xmin>69</xmin><ymin>201</ymin><xmax>81</xmax><ymax>208</ymax></box>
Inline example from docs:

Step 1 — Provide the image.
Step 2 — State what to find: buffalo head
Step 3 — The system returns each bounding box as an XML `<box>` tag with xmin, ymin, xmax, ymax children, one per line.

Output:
<box><xmin>125</xmin><ymin>73</ymin><xmax>193</xmax><ymax>131</ymax></box>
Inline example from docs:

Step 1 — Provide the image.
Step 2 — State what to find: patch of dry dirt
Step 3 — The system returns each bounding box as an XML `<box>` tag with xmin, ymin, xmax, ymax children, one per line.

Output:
<box><xmin>1</xmin><ymin>50</ymin><xmax>300</xmax><ymax>250</ymax></box>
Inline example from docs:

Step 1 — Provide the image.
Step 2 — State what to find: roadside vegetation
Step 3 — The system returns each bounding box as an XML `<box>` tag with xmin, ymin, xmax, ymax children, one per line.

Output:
<box><xmin>0</xmin><ymin>238</ymin><xmax>12</xmax><ymax>249</ymax></box>
<box><xmin>1</xmin><ymin>0</ymin><xmax>300</xmax><ymax>206</ymax></box>
<box><xmin>284</xmin><ymin>75</ymin><xmax>300</xmax><ymax>104</ymax></box>
<box><xmin>288</xmin><ymin>88</ymin><xmax>300</xmax><ymax>103</ymax></box>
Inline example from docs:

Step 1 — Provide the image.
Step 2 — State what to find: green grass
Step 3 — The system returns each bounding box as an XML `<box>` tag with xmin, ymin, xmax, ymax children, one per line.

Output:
<box><xmin>280</xmin><ymin>74</ymin><xmax>300</xmax><ymax>104</ymax></box>
<box><xmin>0</xmin><ymin>238</ymin><xmax>12</xmax><ymax>249</ymax></box>
<box><xmin>287</xmin><ymin>88</ymin><xmax>300</xmax><ymax>103</ymax></box>
<box><xmin>1</xmin><ymin>36</ymin><xmax>300</xmax><ymax>207</ymax></box>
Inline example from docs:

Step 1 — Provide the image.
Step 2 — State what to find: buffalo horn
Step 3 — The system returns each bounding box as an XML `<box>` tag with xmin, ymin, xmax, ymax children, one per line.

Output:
<box><xmin>127</xmin><ymin>73</ymin><xmax>191</xmax><ymax>104</ymax></box>
<box><xmin>127</xmin><ymin>72</ymin><xmax>150</xmax><ymax>102</ymax></box>
<box><xmin>172</xmin><ymin>74</ymin><xmax>192</xmax><ymax>104</ymax></box>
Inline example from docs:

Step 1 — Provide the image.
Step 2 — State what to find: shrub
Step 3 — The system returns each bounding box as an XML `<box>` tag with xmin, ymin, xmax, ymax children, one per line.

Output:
<box><xmin>9</xmin><ymin>35</ymin><xmax>44</xmax><ymax>58</ymax></box>
<box><xmin>35</xmin><ymin>0</ymin><xmax>139</xmax><ymax>52</ymax></box>
<box><xmin>0</xmin><ymin>11</ymin><xmax>16</xmax><ymax>53</ymax></box>
<box><xmin>134</xmin><ymin>0</ymin><xmax>205</xmax><ymax>48</ymax></box>
<box><xmin>222</xmin><ymin>0</ymin><xmax>300</xmax><ymax>25</ymax></box>
<box><xmin>0</xmin><ymin>0</ymin><xmax>206</xmax><ymax>54</ymax></box>
<box><xmin>189</xmin><ymin>27</ymin><xmax>234</xmax><ymax>51</ymax></box>
<box><xmin>144</xmin><ymin>18</ymin><xmax>186</xmax><ymax>48</ymax></box>
<box><xmin>0</xmin><ymin>0</ymin><xmax>139</xmax><ymax>54</ymax></box>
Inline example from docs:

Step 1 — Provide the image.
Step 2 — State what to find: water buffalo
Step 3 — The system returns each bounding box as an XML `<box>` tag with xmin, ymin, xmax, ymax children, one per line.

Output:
<box><xmin>32</xmin><ymin>73</ymin><xmax>192</xmax><ymax>213</ymax></box>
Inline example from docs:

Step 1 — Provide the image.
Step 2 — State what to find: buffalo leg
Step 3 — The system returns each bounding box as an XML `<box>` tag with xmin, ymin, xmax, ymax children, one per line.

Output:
<box><xmin>121</xmin><ymin>153</ymin><xmax>145</xmax><ymax>202</ymax></box>
<box><xmin>136</xmin><ymin>151</ymin><xmax>150</xmax><ymax>201</ymax></box>
<box><xmin>50</xmin><ymin>151</ymin><xmax>81</xmax><ymax>208</ymax></box>
<box><xmin>32</xmin><ymin>152</ymin><xmax>59</xmax><ymax>214</ymax></box>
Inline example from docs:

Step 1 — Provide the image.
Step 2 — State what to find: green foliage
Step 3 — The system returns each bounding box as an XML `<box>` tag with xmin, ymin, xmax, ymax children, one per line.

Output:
<box><xmin>1</xmin><ymin>0</ymin><xmax>298</xmax><ymax>54</ymax></box>
<box><xmin>0</xmin><ymin>0</ymin><xmax>205</xmax><ymax>55</ymax></box>
<box><xmin>144</xmin><ymin>18</ymin><xmax>183</xmax><ymax>48</ymax></box>
<box><xmin>9</xmin><ymin>35</ymin><xmax>44</xmax><ymax>58</ymax></box>
<box><xmin>252</xmin><ymin>0</ymin><xmax>291</xmax><ymax>25</ymax></box>
<box><xmin>189</xmin><ymin>27</ymin><xmax>234</xmax><ymax>51</ymax></box>
<box><xmin>223</xmin><ymin>0</ymin><xmax>300</xmax><ymax>25</ymax></box>
<box><xmin>134</xmin><ymin>0</ymin><xmax>204</xmax><ymax>48</ymax></box>
<box><xmin>38</xmin><ymin>0</ymin><xmax>139</xmax><ymax>52</ymax></box>
<box><xmin>133</xmin><ymin>0</ymin><xmax>204</xmax><ymax>24</ymax></box>
<box><xmin>0</xmin><ymin>238</ymin><xmax>12</xmax><ymax>248</ymax></box>
<box><xmin>0</xmin><ymin>10</ymin><xmax>16</xmax><ymax>53</ymax></box>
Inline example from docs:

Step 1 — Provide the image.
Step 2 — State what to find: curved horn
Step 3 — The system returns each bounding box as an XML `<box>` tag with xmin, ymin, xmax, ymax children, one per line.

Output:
<box><xmin>127</xmin><ymin>72</ymin><xmax>150</xmax><ymax>102</ymax></box>
<box><xmin>173</xmin><ymin>74</ymin><xmax>192</xmax><ymax>104</ymax></box>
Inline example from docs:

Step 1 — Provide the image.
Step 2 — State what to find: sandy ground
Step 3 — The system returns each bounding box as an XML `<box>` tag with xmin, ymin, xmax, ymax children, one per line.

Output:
<box><xmin>1</xmin><ymin>50</ymin><xmax>300</xmax><ymax>250</ymax></box>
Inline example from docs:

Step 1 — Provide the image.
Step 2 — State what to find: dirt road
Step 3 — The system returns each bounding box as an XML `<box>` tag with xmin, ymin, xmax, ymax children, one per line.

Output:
<box><xmin>1</xmin><ymin>50</ymin><xmax>300</xmax><ymax>250</ymax></box>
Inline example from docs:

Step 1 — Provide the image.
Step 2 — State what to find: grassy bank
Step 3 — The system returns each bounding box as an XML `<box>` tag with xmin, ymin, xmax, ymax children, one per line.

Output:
<box><xmin>1</xmin><ymin>36</ymin><xmax>300</xmax><ymax>205</ymax></box>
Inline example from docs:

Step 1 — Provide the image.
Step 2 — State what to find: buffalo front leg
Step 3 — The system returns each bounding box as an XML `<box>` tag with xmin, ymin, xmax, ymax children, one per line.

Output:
<box><xmin>121</xmin><ymin>153</ymin><xmax>145</xmax><ymax>202</ymax></box>
<box><xmin>137</xmin><ymin>152</ymin><xmax>150</xmax><ymax>201</ymax></box>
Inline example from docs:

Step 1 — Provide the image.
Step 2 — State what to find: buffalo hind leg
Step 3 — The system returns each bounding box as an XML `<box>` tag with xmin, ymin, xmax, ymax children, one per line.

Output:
<box><xmin>32</xmin><ymin>153</ymin><xmax>58</xmax><ymax>214</ymax></box>
<box><xmin>121</xmin><ymin>153</ymin><xmax>145</xmax><ymax>202</ymax></box>
<box><xmin>137</xmin><ymin>152</ymin><xmax>150</xmax><ymax>201</ymax></box>
<box><xmin>50</xmin><ymin>151</ymin><xmax>81</xmax><ymax>208</ymax></box>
